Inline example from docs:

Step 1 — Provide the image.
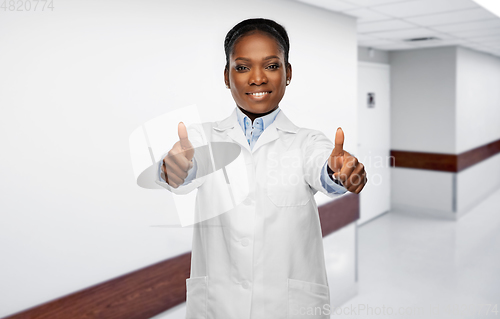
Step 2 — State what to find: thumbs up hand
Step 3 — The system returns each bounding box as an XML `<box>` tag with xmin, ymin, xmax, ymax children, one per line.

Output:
<box><xmin>161</xmin><ymin>122</ymin><xmax>195</xmax><ymax>188</ymax></box>
<box><xmin>328</xmin><ymin>127</ymin><xmax>367</xmax><ymax>194</ymax></box>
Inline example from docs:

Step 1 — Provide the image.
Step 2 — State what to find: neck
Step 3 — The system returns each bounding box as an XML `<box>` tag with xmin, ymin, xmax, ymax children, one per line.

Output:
<box><xmin>238</xmin><ymin>106</ymin><xmax>278</xmax><ymax>123</ymax></box>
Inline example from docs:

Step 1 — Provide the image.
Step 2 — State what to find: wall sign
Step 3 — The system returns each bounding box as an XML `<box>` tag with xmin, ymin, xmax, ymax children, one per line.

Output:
<box><xmin>367</xmin><ymin>92</ymin><xmax>375</xmax><ymax>108</ymax></box>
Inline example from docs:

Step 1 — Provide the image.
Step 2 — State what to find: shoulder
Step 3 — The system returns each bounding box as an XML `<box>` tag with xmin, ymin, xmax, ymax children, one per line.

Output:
<box><xmin>294</xmin><ymin>127</ymin><xmax>333</xmax><ymax>149</ymax></box>
<box><xmin>292</xmin><ymin>126</ymin><xmax>329</xmax><ymax>141</ymax></box>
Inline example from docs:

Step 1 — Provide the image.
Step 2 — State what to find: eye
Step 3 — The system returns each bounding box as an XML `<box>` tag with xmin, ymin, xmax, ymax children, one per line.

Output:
<box><xmin>235</xmin><ymin>65</ymin><xmax>248</xmax><ymax>71</ymax></box>
<box><xmin>267</xmin><ymin>64</ymin><xmax>279</xmax><ymax>70</ymax></box>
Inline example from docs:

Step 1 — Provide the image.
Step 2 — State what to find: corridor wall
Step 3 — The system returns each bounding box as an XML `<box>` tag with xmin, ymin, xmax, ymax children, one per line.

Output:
<box><xmin>389</xmin><ymin>46</ymin><xmax>500</xmax><ymax>219</ymax></box>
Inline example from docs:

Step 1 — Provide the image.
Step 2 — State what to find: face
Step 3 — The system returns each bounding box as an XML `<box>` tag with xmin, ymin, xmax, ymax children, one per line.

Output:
<box><xmin>224</xmin><ymin>31</ymin><xmax>291</xmax><ymax>117</ymax></box>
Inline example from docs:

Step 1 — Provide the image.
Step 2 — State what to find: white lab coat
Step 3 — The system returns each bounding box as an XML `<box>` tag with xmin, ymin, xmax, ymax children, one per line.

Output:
<box><xmin>156</xmin><ymin>108</ymin><xmax>344</xmax><ymax>319</ymax></box>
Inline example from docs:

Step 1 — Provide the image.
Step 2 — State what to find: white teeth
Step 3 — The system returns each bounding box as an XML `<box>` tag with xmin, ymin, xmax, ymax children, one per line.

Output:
<box><xmin>249</xmin><ymin>92</ymin><xmax>269</xmax><ymax>96</ymax></box>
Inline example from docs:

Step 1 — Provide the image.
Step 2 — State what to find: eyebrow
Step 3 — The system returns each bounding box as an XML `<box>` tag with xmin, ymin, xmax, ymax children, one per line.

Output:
<box><xmin>235</xmin><ymin>55</ymin><xmax>281</xmax><ymax>62</ymax></box>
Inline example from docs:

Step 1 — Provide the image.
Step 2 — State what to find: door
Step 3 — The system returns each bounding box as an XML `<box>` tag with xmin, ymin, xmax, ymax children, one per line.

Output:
<box><xmin>357</xmin><ymin>62</ymin><xmax>391</xmax><ymax>225</ymax></box>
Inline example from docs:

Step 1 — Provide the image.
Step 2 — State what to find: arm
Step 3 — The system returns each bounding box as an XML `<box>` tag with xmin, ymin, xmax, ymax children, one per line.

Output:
<box><xmin>303</xmin><ymin>130</ymin><xmax>346</xmax><ymax>198</ymax></box>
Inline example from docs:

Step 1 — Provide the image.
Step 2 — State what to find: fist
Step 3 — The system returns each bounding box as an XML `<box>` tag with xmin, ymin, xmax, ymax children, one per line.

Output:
<box><xmin>328</xmin><ymin>127</ymin><xmax>367</xmax><ymax>194</ymax></box>
<box><xmin>161</xmin><ymin>122</ymin><xmax>194</xmax><ymax>188</ymax></box>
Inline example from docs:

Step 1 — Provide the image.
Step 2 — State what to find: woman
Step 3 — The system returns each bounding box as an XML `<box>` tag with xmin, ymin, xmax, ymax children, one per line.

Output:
<box><xmin>158</xmin><ymin>18</ymin><xmax>367</xmax><ymax>319</ymax></box>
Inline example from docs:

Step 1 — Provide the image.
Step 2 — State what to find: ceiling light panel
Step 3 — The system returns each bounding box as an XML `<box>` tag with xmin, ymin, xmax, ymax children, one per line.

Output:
<box><xmin>472</xmin><ymin>35</ymin><xmax>500</xmax><ymax>44</ymax></box>
<box><xmin>430</xmin><ymin>18</ymin><xmax>500</xmax><ymax>33</ymax></box>
<box><xmin>295</xmin><ymin>0</ymin><xmax>359</xmax><ymax>12</ymax></box>
<box><xmin>368</xmin><ymin>27</ymin><xmax>452</xmax><ymax>40</ymax></box>
<box><xmin>409</xmin><ymin>38</ymin><xmax>466</xmax><ymax>48</ymax></box>
<box><xmin>461</xmin><ymin>42</ymin><xmax>499</xmax><ymax>52</ymax></box>
<box><xmin>342</xmin><ymin>0</ymin><xmax>411</xmax><ymax>7</ymax></box>
<box><xmin>357</xmin><ymin>19</ymin><xmax>416</xmax><ymax>33</ymax></box>
<box><xmin>369</xmin><ymin>0</ymin><xmax>478</xmax><ymax>18</ymax></box>
<box><xmin>462</xmin><ymin>43</ymin><xmax>497</xmax><ymax>53</ymax></box>
<box><xmin>343</xmin><ymin>8</ymin><xmax>392</xmax><ymax>23</ymax></box>
<box><xmin>405</xmin><ymin>8</ymin><xmax>497</xmax><ymax>26</ymax></box>
<box><xmin>451</xmin><ymin>27</ymin><xmax>500</xmax><ymax>38</ymax></box>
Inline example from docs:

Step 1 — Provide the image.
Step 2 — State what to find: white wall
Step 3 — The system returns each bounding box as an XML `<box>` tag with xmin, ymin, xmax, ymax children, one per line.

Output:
<box><xmin>455</xmin><ymin>47</ymin><xmax>500</xmax><ymax>216</ymax></box>
<box><xmin>457</xmin><ymin>153</ymin><xmax>500</xmax><ymax>215</ymax></box>
<box><xmin>391</xmin><ymin>168</ymin><xmax>455</xmax><ymax>218</ymax></box>
<box><xmin>389</xmin><ymin>46</ymin><xmax>457</xmax><ymax>154</ymax></box>
<box><xmin>456</xmin><ymin>47</ymin><xmax>500</xmax><ymax>154</ymax></box>
<box><xmin>0</xmin><ymin>0</ymin><xmax>357</xmax><ymax>316</ymax></box>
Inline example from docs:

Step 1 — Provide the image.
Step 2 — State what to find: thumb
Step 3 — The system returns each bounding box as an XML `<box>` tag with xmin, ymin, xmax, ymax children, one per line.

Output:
<box><xmin>332</xmin><ymin>127</ymin><xmax>344</xmax><ymax>156</ymax></box>
<box><xmin>178</xmin><ymin>122</ymin><xmax>190</xmax><ymax>148</ymax></box>
<box><xmin>177</xmin><ymin>122</ymin><xmax>194</xmax><ymax>160</ymax></box>
<box><xmin>328</xmin><ymin>127</ymin><xmax>344</xmax><ymax>173</ymax></box>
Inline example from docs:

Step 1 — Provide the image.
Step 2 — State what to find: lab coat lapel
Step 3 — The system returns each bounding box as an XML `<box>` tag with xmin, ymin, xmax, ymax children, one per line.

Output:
<box><xmin>251</xmin><ymin>122</ymin><xmax>278</xmax><ymax>153</ymax></box>
<box><xmin>252</xmin><ymin>109</ymin><xmax>299</xmax><ymax>153</ymax></box>
<box><xmin>213</xmin><ymin>108</ymin><xmax>251</xmax><ymax>153</ymax></box>
<box><xmin>227</xmin><ymin>128</ymin><xmax>251</xmax><ymax>154</ymax></box>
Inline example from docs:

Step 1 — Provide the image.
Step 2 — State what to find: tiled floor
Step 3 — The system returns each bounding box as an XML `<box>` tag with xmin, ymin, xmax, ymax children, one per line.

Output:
<box><xmin>334</xmin><ymin>187</ymin><xmax>500</xmax><ymax>318</ymax></box>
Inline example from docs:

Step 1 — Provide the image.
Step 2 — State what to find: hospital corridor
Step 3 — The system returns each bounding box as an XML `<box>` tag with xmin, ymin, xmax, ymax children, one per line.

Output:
<box><xmin>1</xmin><ymin>0</ymin><xmax>499</xmax><ymax>318</ymax></box>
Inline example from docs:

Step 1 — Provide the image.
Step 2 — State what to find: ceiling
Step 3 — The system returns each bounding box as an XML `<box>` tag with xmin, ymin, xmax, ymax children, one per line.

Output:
<box><xmin>294</xmin><ymin>0</ymin><xmax>500</xmax><ymax>57</ymax></box>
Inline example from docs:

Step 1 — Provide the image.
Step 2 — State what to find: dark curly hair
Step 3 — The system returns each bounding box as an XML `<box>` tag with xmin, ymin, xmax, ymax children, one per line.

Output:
<box><xmin>224</xmin><ymin>18</ymin><xmax>290</xmax><ymax>70</ymax></box>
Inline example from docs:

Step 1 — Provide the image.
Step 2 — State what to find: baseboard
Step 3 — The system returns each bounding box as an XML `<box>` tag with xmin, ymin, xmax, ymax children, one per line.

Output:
<box><xmin>390</xmin><ymin>203</ymin><xmax>457</xmax><ymax>221</ymax></box>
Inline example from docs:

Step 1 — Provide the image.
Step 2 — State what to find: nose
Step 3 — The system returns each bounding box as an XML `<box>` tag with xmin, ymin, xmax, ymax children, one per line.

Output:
<box><xmin>248</xmin><ymin>68</ymin><xmax>268</xmax><ymax>86</ymax></box>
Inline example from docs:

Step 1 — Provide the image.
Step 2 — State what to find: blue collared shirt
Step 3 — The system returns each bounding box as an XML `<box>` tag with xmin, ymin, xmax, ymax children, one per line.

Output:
<box><xmin>159</xmin><ymin>107</ymin><xmax>347</xmax><ymax>194</ymax></box>
<box><xmin>235</xmin><ymin>106</ymin><xmax>281</xmax><ymax>151</ymax></box>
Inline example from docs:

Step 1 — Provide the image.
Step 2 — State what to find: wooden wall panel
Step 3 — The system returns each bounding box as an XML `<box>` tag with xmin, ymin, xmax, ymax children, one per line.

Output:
<box><xmin>390</xmin><ymin>150</ymin><xmax>457</xmax><ymax>172</ymax></box>
<box><xmin>391</xmin><ymin>138</ymin><xmax>500</xmax><ymax>173</ymax></box>
<box><xmin>319</xmin><ymin>193</ymin><xmax>359</xmax><ymax>237</ymax></box>
<box><xmin>457</xmin><ymin>139</ymin><xmax>500</xmax><ymax>171</ymax></box>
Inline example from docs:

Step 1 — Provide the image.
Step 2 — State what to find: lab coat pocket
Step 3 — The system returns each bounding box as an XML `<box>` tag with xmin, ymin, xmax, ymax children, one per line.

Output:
<box><xmin>185</xmin><ymin>276</ymin><xmax>208</xmax><ymax>319</ymax></box>
<box><xmin>267</xmin><ymin>184</ymin><xmax>311</xmax><ymax>207</ymax></box>
<box><xmin>287</xmin><ymin>278</ymin><xmax>331</xmax><ymax>319</ymax></box>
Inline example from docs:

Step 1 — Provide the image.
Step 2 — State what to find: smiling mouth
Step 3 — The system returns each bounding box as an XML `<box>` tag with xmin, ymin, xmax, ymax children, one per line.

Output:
<box><xmin>246</xmin><ymin>91</ymin><xmax>272</xmax><ymax>96</ymax></box>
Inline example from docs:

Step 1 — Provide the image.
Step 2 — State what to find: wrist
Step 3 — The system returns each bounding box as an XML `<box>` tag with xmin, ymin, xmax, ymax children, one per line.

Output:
<box><xmin>326</xmin><ymin>163</ymin><xmax>336</xmax><ymax>179</ymax></box>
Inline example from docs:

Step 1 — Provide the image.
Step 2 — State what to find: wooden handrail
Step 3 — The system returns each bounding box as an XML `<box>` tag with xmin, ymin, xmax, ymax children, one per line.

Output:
<box><xmin>390</xmin><ymin>139</ymin><xmax>500</xmax><ymax>172</ymax></box>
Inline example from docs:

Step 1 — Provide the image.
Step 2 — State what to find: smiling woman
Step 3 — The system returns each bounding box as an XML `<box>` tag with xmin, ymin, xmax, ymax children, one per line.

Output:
<box><xmin>156</xmin><ymin>17</ymin><xmax>367</xmax><ymax>319</ymax></box>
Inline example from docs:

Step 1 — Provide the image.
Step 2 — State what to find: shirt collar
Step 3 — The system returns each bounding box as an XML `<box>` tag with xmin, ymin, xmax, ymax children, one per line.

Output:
<box><xmin>213</xmin><ymin>107</ymin><xmax>299</xmax><ymax>134</ymax></box>
<box><xmin>235</xmin><ymin>106</ymin><xmax>281</xmax><ymax>133</ymax></box>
